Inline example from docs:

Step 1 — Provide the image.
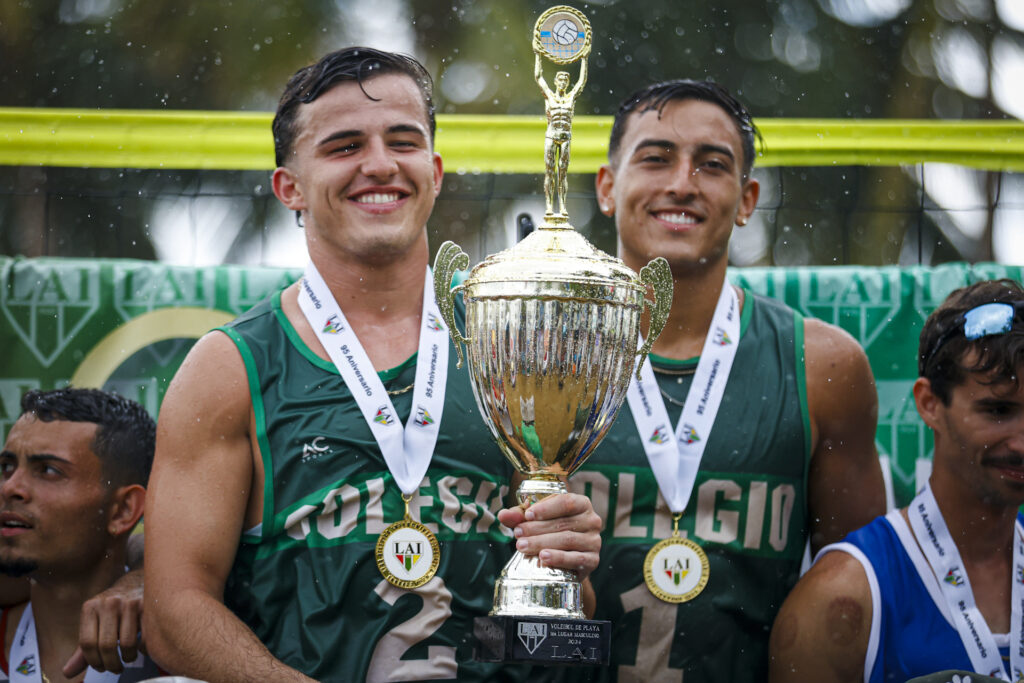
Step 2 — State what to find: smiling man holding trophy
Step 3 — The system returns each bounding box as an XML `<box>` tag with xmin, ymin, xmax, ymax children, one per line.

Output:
<box><xmin>433</xmin><ymin>5</ymin><xmax>673</xmax><ymax>668</ymax></box>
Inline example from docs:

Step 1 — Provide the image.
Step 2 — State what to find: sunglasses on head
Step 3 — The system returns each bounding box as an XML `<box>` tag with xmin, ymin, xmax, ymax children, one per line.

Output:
<box><xmin>923</xmin><ymin>301</ymin><xmax>1024</xmax><ymax>369</ymax></box>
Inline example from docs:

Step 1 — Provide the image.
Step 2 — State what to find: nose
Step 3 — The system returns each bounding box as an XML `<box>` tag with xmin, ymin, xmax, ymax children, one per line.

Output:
<box><xmin>665</xmin><ymin>158</ymin><xmax>699</xmax><ymax>200</ymax></box>
<box><xmin>0</xmin><ymin>467</ymin><xmax>28</xmax><ymax>503</ymax></box>
<box><xmin>360</xmin><ymin>137</ymin><xmax>399</xmax><ymax>181</ymax></box>
<box><xmin>1008</xmin><ymin>424</ymin><xmax>1024</xmax><ymax>455</ymax></box>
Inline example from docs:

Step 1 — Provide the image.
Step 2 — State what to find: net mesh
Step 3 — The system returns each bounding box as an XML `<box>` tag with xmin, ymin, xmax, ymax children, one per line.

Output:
<box><xmin>2</xmin><ymin>163</ymin><xmax>1020</xmax><ymax>267</ymax></box>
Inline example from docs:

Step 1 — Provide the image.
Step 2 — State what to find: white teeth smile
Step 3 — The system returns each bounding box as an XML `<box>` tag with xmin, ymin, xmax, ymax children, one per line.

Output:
<box><xmin>354</xmin><ymin>193</ymin><xmax>400</xmax><ymax>204</ymax></box>
<box><xmin>655</xmin><ymin>212</ymin><xmax>698</xmax><ymax>225</ymax></box>
<box><xmin>3</xmin><ymin>521</ymin><xmax>27</xmax><ymax>528</ymax></box>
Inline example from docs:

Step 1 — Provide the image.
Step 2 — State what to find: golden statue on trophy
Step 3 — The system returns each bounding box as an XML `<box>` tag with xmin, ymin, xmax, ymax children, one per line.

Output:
<box><xmin>532</xmin><ymin>6</ymin><xmax>591</xmax><ymax>222</ymax></box>
<box><xmin>535</xmin><ymin>53</ymin><xmax>587</xmax><ymax>219</ymax></box>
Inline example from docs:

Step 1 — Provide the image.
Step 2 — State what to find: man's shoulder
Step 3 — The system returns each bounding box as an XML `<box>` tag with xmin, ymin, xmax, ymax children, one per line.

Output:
<box><xmin>223</xmin><ymin>287</ymin><xmax>285</xmax><ymax>330</ymax></box>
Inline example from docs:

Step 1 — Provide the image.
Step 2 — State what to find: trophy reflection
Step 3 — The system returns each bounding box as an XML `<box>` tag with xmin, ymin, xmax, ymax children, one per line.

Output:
<box><xmin>432</xmin><ymin>5</ymin><xmax>672</xmax><ymax>666</ymax></box>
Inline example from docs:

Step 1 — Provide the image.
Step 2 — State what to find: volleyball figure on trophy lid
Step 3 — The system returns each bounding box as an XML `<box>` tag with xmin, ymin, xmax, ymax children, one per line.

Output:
<box><xmin>431</xmin><ymin>3</ymin><xmax>673</xmax><ymax>668</ymax></box>
<box><xmin>534</xmin><ymin>6</ymin><xmax>590</xmax><ymax>223</ymax></box>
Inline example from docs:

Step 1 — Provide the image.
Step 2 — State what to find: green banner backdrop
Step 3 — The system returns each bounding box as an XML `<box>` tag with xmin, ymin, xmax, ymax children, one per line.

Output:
<box><xmin>1</xmin><ymin>256</ymin><xmax>1021</xmax><ymax>507</ymax></box>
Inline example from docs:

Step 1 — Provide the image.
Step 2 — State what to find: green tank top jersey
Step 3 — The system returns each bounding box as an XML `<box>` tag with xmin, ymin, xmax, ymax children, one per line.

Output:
<box><xmin>219</xmin><ymin>290</ymin><xmax>528</xmax><ymax>682</ymax></box>
<box><xmin>558</xmin><ymin>289</ymin><xmax>810</xmax><ymax>683</ymax></box>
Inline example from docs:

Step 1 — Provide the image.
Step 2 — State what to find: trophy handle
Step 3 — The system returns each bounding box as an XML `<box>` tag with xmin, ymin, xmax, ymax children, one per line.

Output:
<box><xmin>432</xmin><ymin>241</ymin><xmax>472</xmax><ymax>369</ymax></box>
<box><xmin>636</xmin><ymin>257</ymin><xmax>673</xmax><ymax>378</ymax></box>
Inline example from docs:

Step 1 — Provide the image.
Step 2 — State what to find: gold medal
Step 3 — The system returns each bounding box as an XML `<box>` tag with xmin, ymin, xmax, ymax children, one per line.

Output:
<box><xmin>375</xmin><ymin>494</ymin><xmax>440</xmax><ymax>589</ymax></box>
<box><xmin>643</xmin><ymin>513</ymin><xmax>709</xmax><ymax>603</ymax></box>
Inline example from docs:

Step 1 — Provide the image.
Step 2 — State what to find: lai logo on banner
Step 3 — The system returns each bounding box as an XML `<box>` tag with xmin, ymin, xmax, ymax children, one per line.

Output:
<box><xmin>1</xmin><ymin>263</ymin><xmax>100</xmax><ymax>368</ymax></box>
<box><xmin>797</xmin><ymin>271</ymin><xmax>901</xmax><ymax>352</ymax></box>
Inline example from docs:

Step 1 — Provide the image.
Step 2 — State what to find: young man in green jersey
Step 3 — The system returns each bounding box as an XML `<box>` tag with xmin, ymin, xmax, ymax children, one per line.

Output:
<box><xmin>557</xmin><ymin>80</ymin><xmax>886</xmax><ymax>682</ymax></box>
<box><xmin>143</xmin><ymin>47</ymin><xmax>602</xmax><ymax>683</ymax></box>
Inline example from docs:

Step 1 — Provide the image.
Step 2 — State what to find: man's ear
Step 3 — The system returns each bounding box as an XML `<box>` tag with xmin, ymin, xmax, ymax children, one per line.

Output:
<box><xmin>595</xmin><ymin>164</ymin><xmax>615</xmax><ymax>216</ymax></box>
<box><xmin>913</xmin><ymin>377</ymin><xmax>942</xmax><ymax>430</ymax></box>
<box><xmin>432</xmin><ymin>152</ymin><xmax>443</xmax><ymax>198</ymax></box>
<box><xmin>736</xmin><ymin>177</ymin><xmax>760</xmax><ymax>226</ymax></box>
<box><xmin>272</xmin><ymin>166</ymin><xmax>306</xmax><ymax>212</ymax></box>
<box><xmin>107</xmin><ymin>485</ymin><xmax>146</xmax><ymax>538</ymax></box>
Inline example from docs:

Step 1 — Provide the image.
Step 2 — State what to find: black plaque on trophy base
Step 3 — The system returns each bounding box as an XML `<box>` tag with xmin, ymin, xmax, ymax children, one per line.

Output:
<box><xmin>474</xmin><ymin>615</ymin><xmax>611</xmax><ymax>666</ymax></box>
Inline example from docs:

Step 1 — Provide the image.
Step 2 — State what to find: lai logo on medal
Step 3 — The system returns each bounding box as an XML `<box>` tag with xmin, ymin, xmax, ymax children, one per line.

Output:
<box><xmin>643</xmin><ymin>536</ymin><xmax>710</xmax><ymax>603</ymax></box>
<box><xmin>375</xmin><ymin>517</ymin><xmax>440</xmax><ymax>589</ymax></box>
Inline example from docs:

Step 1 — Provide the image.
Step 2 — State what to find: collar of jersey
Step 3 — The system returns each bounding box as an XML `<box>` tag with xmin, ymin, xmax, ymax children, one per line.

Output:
<box><xmin>272</xmin><ymin>287</ymin><xmax>416</xmax><ymax>382</ymax></box>
<box><xmin>649</xmin><ymin>286</ymin><xmax>754</xmax><ymax>370</ymax></box>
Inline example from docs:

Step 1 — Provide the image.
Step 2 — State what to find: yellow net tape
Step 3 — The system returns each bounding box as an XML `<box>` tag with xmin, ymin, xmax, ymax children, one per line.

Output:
<box><xmin>1</xmin><ymin>107</ymin><xmax>1022</xmax><ymax>172</ymax></box>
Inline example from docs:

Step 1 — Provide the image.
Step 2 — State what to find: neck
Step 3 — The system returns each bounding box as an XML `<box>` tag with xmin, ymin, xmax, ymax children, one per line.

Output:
<box><xmin>30</xmin><ymin>550</ymin><xmax>126</xmax><ymax>678</ymax></box>
<box><xmin>308</xmin><ymin>240</ymin><xmax>429</xmax><ymax>326</ymax></box>
<box><xmin>929</xmin><ymin>473</ymin><xmax>1018</xmax><ymax>562</ymax></box>
<box><xmin>630</xmin><ymin>257</ymin><xmax>731</xmax><ymax>360</ymax></box>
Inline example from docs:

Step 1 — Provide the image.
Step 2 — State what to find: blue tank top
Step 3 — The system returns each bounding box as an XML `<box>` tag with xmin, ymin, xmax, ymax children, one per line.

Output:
<box><xmin>826</xmin><ymin>509</ymin><xmax>1016</xmax><ymax>682</ymax></box>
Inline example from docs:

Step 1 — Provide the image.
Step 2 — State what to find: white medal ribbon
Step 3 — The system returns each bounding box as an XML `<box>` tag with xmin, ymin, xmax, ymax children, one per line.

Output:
<box><xmin>907</xmin><ymin>483</ymin><xmax>1024</xmax><ymax>680</ymax></box>
<box><xmin>626</xmin><ymin>281</ymin><xmax>740</xmax><ymax>514</ymax></box>
<box><xmin>9</xmin><ymin>604</ymin><xmax>119</xmax><ymax>683</ymax></box>
<box><xmin>298</xmin><ymin>263</ymin><xmax>449</xmax><ymax>496</ymax></box>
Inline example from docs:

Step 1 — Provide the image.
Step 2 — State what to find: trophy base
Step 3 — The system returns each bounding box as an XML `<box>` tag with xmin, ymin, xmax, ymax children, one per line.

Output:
<box><xmin>473</xmin><ymin>615</ymin><xmax>610</xmax><ymax>666</ymax></box>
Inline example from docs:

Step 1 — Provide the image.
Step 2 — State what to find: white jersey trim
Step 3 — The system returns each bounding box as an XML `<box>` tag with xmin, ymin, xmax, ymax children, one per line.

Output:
<box><xmin>887</xmin><ymin>508</ymin><xmax>955</xmax><ymax>628</ymax></box>
<box><xmin>815</xmin><ymin>542</ymin><xmax>881</xmax><ymax>683</ymax></box>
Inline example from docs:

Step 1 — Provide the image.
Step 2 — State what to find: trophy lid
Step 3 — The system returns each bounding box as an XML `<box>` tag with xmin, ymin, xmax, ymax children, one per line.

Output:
<box><xmin>460</xmin><ymin>224</ymin><xmax>644</xmax><ymax>304</ymax></box>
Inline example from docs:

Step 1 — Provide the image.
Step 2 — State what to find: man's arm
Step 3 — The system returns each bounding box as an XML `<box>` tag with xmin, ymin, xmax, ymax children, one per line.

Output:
<box><xmin>804</xmin><ymin>319</ymin><xmax>886</xmax><ymax>553</ymax></box>
<box><xmin>570</xmin><ymin>58</ymin><xmax>587</xmax><ymax>97</ymax></box>
<box><xmin>534</xmin><ymin>54</ymin><xmax>552</xmax><ymax>97</ymax></box>
<box><xmin>769</xmin><ymin>549</ymin><xmax>871</xmax><ymax>682</ymax></box>
<box><xmin>142</xmin><ymin>331</ymin><xmax>314</xmax><ymax>683</ymax></box>
<box><xmin>65</xmin><ymin>533</ymin><xmax>147</xmax><ymax>675</ymax></box>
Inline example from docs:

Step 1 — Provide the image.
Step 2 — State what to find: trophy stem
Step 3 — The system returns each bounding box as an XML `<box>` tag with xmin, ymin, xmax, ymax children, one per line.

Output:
<box><xmin>491</xmin><ymin>476</ymin><xmax>584</xmax><ymax>618</ymax></box>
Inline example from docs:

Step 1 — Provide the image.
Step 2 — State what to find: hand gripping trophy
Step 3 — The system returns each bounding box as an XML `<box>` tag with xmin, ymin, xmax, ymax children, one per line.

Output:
<box><xmin>432</xmin><ymin>5</ymin><xmax>673</xmax><ymax>666</ymax></box>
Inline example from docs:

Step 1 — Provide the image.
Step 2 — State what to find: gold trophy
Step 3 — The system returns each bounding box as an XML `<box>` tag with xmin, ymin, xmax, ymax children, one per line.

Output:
<box><xmin>432</xmin><ymin>5</ymin><xmax>672</xmax><ymax>665</ymax></box>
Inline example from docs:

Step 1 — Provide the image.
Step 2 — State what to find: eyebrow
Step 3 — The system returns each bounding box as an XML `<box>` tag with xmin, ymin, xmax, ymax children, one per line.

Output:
<box><xmin>317</xmin><ymin>124</ymin><xmax>428</xmax><ymax>148</ymax></box>
<box><xmin>630</xmin><ymin>139</ymin><xmax>736</xmax><ymax>163</ymax></box>
<box><xmin>630</xmin><ymin>138</ymin><xmax>677</xmax><ymax>156</ymax></box>
<box><xmin>0</xmin><ymin>451</ymin><xmax>71</xmax><ymax>466</ymax></box>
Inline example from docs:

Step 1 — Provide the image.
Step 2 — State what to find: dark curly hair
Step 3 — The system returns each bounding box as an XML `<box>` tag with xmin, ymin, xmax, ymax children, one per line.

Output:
<box><xmin>918</xmin><ymin>278</ymin><xmax>1024</xmax><ymax>404</ymax></box>
<box><xmin>607</xmin><ymin>79</ymin><xmax>760</xmax><ymax>179</ymax></box>
<box><xmin>272</xmin><ymin>46</ymin><xmax>436</xmax><ymax>168</ymax></box>
<box><xmin>19</xmin><ymin>388</ymin><xmax>155</xmax><ymax>488</ymax></box>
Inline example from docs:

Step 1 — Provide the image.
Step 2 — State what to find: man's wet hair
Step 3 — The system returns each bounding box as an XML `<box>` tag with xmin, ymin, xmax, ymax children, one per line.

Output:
<box><xmin>607</xmin><ymin>79</ymin><xmax>759</xmax><ymax>179</ymax></box>
<box><xmin>918</xmin><ymin>278</ymin><xmax>1024</xmax><ymax>404</ymax></box>
<box><xmin>19</xmin><ymin>388</ymin><xmax>155</xmax><ymax>489</ymax></box>
<box><xmin>272</xmin><ymin>46</ymin><xmax>436</xmax><ymax>168</ymax></box>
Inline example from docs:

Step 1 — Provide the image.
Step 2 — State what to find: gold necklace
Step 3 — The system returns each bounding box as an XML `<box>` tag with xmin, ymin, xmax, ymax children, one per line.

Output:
<box><xmin>652</xmin><ymin>364</ymin><xmax>697</xmax><ymax>377</ymax></box>
<box><xmin>41</xmin><ymin>672</ymin><xmax>51</xmax><ymax>683</ymax></box>
<box><xmin>387</xmin><ymin>382</ymin><xmax>415</xmax><ymax>396</ymax></box>
<box><xmin>659</xmin><ymin>387</ymin><xmax>687</xmax><ymax>408</ymax></box>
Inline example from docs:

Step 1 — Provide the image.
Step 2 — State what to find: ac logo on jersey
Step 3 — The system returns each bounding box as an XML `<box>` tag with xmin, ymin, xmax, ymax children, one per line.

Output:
<box><xmin>664</xmin><ymin>557</ymin><xmax>690</xmax><ymax>586</ymax></box>
<box><xmin>712</xmin><ymin>327</ymin><xmax>732</xmax><ymax>346</ymax></box>
<box><xmin>649</xmin><ymin>426</ymin><xmax>669</xmax><ymax>445</ymax></box>
<box><xmin>393</xmin><ymin>541</ymin><xmax>422</xmax><ymax>573</ymax></box>
<box><xmin>374</xmin><ymin>406</ymin><xmax>394</xmax><ymax>426</ymax></box>
<box><xmin>300</xmin><ymin>436</ymin><xmax>330</xmax><ymax>463</ymax></box>
<box><xmin>682</xmin><ymin>424</ymin><xmax>700</xmax><ymax>444</ymax></box>
<box><xmin>518</xmin><ymin>622</ymin><xmax>548</xmax><ymax>655</ymax></box>
<box><xmin>322</xmin><ymin>315</ymin><xmax>343</xmax><ymax>334</ymax></box>
<box><xmin>414</xmin><ymin>406</ymin><xmax>434</xmax><ymax>427</ymax></box>
<box><xmin>944</xmin><ymin>568</ymin><xmax>964</xmax><ymax>586</ymax></box>
<box><xmin>425</xmin><ymin>313</ymin><xmax>444</xmax><ymax>332</ymax></box>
